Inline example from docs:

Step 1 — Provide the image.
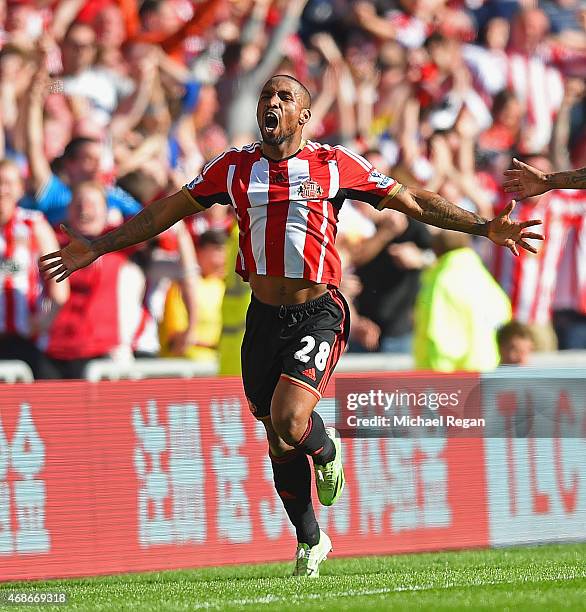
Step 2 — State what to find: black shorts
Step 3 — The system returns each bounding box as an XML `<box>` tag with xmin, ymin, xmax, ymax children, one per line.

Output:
<box><xmin>241</xmin><ymin>288</ymin><xmax>350</xmax><ymax>420</ymax></box>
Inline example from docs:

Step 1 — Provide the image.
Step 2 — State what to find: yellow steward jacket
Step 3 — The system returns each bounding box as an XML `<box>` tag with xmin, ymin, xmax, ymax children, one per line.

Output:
<box><xmin>414</xmin><ymin>248</ymin><xmax>511</xmax><ymax>372</ymax></box>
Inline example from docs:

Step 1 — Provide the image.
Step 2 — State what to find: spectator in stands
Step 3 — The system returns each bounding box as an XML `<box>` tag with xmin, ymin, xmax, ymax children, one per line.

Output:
<box><xmin>351</xmin><ymin>207</ymin><xmax>433</xmax><ymax>353</ymax></box>
<box><xmin>43</xmin><ymin>182</ymin><xmax>145</xmax><ymax>378</ymax></box>
<box><xmin>462</xmin><ymin>17</ymin><xmax>510</xmax><ymax>98</ymax></box>
<box><xmin>548</xmin><ymin>186</ymin><xmax>586</xmax><ymax>350</ymax></box>
<box><xmin>354</xmin><ymin>0</ymin><xmax>433</xmax><ymax>50</ymax></box>
<box><xmin>59</xmin><ymin>22</ymin><xmax>127</xmax><ymax>128</ymax></box>
<box><xmin>115</xmin><ymin>169</ymin><xmax>201</xmax><ymax>358</ymax></box>
<box><xmin>21</xmin><ymin>58</ymin><xmax>141</xmax><ymax>226</ymax></box>
<box><xmin>0</xmin><ymin>44</ymin><xmax>37</xmax><ymax>160</ymax></box>
<box><xmin>507</xmin><ymin>8</ymin><xmax>564</xmax><ymax>154</ymax></box>
<box><xmin>94</xmin><ymin>4</ymin><xmax>127</xmax><ymax>58</ymax></box>
<box><xmin>0</xmin><ymin>159</ymin><xmax>68</xmax><ymax>378</ymax></box>
<box><xmin>159</xmin><ymin>229</ymin><xmax>226</xmax><ymax>362</ymax></box>
<box><xmin>414</xmin><ymin>229</ymin><xmax>511</xmax><ymax>372</ymax></box>
<box><xmin>541</xmin><ymin>0</ymin><xmax>585</xmax><ymax>38</ymax></box>
<box><xmin>23</xmin><ymin>133</ymin><xmax>142</xmax><ymax>227</ymax></box>
<box><xmin>479</xmin><ymin>90</ymin><xmax>523</xmax><ymax>154</ymax></box>
<box><xmin>491</xmin><ymin>155</ymin><xmax>561</xmax><ymax>352</ymax></box>
<box><xmin>0</xmin><ymin>0</ymin><xmax>580</xmax><ymax>358</ymax></box>
<box><xmin>217</xmin><ymin>0</ymin><xmax>308</xmax><ymax>143</ymax></box>
<box><xmin>133</xmin><ymin>0</ymin><xmax>222</xmax><ymax>65</ymax></box>
<box><xmin>218</xmin><ymin>222</ymin><xmax>251</xmax><ymax>375</ymax></box>
<box><xmin>498</xmin><ymin>320</ymin><xmax>535</xmax><ymax>365</ymax></box>
<box><xmin>139</xmin><ymin>0</ymin><xmax>181</xmax><ymax>37</ymax></box>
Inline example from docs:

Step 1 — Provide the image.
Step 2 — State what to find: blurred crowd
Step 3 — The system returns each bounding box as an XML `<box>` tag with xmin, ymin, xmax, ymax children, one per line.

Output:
<box><xmin>0</xmin><ymin>0</ymin><xmax>584</xmax><ymax>378</ymax></box>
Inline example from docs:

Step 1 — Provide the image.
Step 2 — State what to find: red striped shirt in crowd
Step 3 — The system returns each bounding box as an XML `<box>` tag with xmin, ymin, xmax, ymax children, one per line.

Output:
<box><xmin>182</xmin><ymin>140</ymin><xmax>402</xmax><ymax>287</ymax></box>
<box><xmin>491</xmin><ymin>189</ymin><xmax>586</xmax><ymax>325</ymax></box>
<box><xmin>506</xmin><ymin>53</ymin><xmax>563</xmax><ymax>154</ymax></box>
<box><xmin>0</xmin><ymin>208</ymin><xmax>44</xmax><ymax>338</ymax></box>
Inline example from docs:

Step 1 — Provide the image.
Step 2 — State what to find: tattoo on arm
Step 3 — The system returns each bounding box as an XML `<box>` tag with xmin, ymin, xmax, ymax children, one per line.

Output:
<box><xmin>550</xmin><ymin>167</ymin><xmax>586</xmax><ymax>189</ymax></box>
<box><xmin>408</xmin><ymin>189</ymin><xmax>488</xmax><ymax>237</ymax></box>
<box><xmin>90</xmin><ymin>192</ymin><xmax>195</xmax><ymax>257</ymax></box>
<box><xmin>93</xmin><ymin>207</ymin><xmax>157</xmax><ymax>256</ymax></box>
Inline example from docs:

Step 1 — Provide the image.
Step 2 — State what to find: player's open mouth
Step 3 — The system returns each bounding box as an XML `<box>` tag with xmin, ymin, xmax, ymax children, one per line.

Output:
<box><xmin>264</xmin><ymin>111</ymin><xmax>279</xmax><ymax>132</ymax></box>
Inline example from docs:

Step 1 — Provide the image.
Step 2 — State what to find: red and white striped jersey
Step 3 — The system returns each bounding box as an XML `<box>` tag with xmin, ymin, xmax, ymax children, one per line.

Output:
<box><xmin>544</xmin><ymin>190</ymin><xmax>586</xmax><ymax>316</ymax></box>
<box><xmin>182</xmin><ymin>141</ymin><xmax>402</xmax><ymax>287</ymax></box>
<box><xmin>491</xmin><ymin>190</ymin><xmax>586</xmax><ymax>324</ymax></box>
<box><xmin>506</xmin><ymin>53</ymin><xmax>564</xmax><ymax>154</ymax></box>
<box><xmin>0</xmin><ymin>208</ymin><xmax>44</xmax><ymax>338</ymax></box>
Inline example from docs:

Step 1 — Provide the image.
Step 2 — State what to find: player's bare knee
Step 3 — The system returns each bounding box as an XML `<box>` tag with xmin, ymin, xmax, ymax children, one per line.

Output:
<box><xmin>271</xmin><ymin>411</ymin><xmax>307</xmax><ymax>446</ymax></box>
<box><xmin>262</xmin><ymin>416</ymin><xmax>294</xmax><ymax>457</ymax></box>
<box><xmin>271</xmin><ymin>379</ymin><xmax>317</xmax><ymax>444</ymax></box>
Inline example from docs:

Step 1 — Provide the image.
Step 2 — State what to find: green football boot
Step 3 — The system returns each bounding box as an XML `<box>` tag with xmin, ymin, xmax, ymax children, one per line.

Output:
<box><xmin>314</xmin><ymin>427</ymin><xmax>345</xmax><ymax>506</ymax></box>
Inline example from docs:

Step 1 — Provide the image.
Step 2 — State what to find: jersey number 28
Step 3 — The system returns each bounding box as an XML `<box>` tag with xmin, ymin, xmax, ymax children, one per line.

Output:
<box><xmin>294</xmin><ymin>335</ymin><xmax>330</xmax><ymax>371</ymax></box>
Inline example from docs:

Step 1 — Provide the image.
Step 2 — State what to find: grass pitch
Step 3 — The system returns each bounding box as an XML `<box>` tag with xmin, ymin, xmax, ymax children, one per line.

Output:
<box><xmin>2</xmin><ymin>543</ymin><xmax>585</xmax><ymax>611</ymax></box>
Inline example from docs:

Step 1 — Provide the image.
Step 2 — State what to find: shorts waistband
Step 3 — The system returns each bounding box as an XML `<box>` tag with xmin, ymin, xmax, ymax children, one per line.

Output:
<box><xmin>251</xmin><ymin>289</ymin><xmax>333</xmax><ymax>316</ymax></box>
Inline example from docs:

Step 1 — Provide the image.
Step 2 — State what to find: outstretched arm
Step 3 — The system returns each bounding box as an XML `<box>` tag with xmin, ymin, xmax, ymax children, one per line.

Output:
<box><xmin>546</xmin><ymin>167</ymin><xmax>586</xmax><ymax>190</ymax></box>
<box><xmin>385</xmin><ymin>185</ymin><xmax>543</xmax><ymax>256</ymax></box>
<box><xmin>504</xmin><ymin>158</ymin><xmax>586</xmax><ymax>198</ymax></box>
<box><xmin>390</xmin><ymin>185</ymin><xmax>489</xmax><ymax>235</ymax></box>
<box><xmin>40</xmin><ymin>190</ymin><xmax>200</xmax><ymax>282</ymax></box>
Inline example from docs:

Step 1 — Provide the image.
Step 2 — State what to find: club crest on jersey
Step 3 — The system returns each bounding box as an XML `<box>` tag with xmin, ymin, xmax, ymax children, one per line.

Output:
<box><xmin>368</xmin><ymin>170</ymin><xmax>393</xmax><ymax>189</ymax></box>
<box><xmin>298</xmin><ymin>178</ymin><xmax>323</xmax><ymax>200</ymax></box>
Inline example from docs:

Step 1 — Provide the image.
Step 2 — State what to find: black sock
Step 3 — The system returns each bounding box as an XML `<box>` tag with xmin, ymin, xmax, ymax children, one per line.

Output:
<box><xmin>294</xmin><ymin>412</ymin><xmax>335</xmax><ymax>466</ymax></box>
<box><xmin>270</xmin><ymin>449</ymin><xmax>320</xmax><ymax>546</ymax></box>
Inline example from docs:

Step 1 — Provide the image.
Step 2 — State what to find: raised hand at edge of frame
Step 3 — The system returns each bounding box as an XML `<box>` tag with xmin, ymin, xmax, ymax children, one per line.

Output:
<box><xmin>503</xmin><ymin>158</ymin><xmax>550</xmax><ymax>199</ymax></box>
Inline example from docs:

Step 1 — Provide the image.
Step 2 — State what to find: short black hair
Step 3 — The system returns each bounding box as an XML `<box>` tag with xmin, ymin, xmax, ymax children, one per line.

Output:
<box><xmin>497</xmin><ymin>321</ymin><xmax>534</xmax><ymax>347</ymax></box>
<box><xmin>198</xmin><ymin>229</ymin><xmax>227</xmax><ymax>249</ymax></box>
<box><xmin>117</xmin><ymin>170</ymin><xmax>160</xmax><ymax>205</ymax></box>
<box><xmin>139</xmin><ymin>0</ymin><xmax>162</xmax><ymax>20</ymax></box>
<box><xmin>63</xmin><ymin>137</ymin><xmax>100</xmax><ymax>160</ymax></box>
<box><xmin>492</xmin><ymin>89</ymin><xmax>518</xmax><ymax>117</ymax></box>
<box><xmin>424</xmin><ymin>32</ymin><xmax>448</xmax><ymax>50</ymax></box>
<box><xmin>267</xmin><ymin>74</ymin><xmax>312</xmax><ymax>108</ymax></box>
